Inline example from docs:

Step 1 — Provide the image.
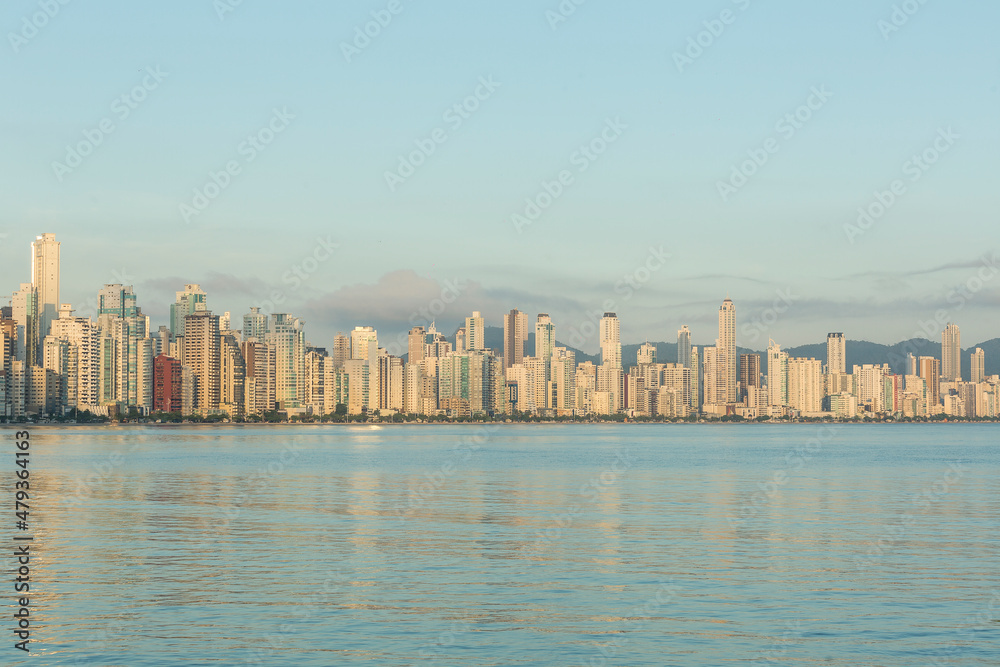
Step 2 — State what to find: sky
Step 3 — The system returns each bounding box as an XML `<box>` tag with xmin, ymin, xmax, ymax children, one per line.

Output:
<box><xmin>2</xmin><ymin>0</ymin><xmax>998</xmax><ymax>354</ymax></box>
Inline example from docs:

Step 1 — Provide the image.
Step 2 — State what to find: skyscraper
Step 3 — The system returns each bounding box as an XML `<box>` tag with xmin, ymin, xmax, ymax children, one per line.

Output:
<box><xmin>718</xmin><ymin>298</ymin><xmax>736</xmax><ymax>404</ymax></box>
<box><xmin>465</xmin><ymin>311</ymin><xmax>485</xmax><ymax>351</ymax></box>
<box><xmin>268</xmin><ymin>314</ymin><xmax>306</xmax><ymax>409</ymax></box>
<box><xmin>408</xmin><ymin>326</ymin><xmax>427</xmax><ymax>365</ymax></box>
<box><xmin>827</xmin><ymin>333</ymin><xmax>846</xmax><ymax>375</ymax></box>
<box><xmin>535</xmin><ymin>314</ymin><xmax>555</xmax><ymax>408</ymax></box>
<box><xmin>351</xmin><ymin>326</ymin><xmax>378</xmax><ymax>361</ymax></box>
<box><xmin>10</xmin><ymin>284</ymin><xmax>37</xmax><ymax>365</ymax></box>
<box><xmin>941</xmin><ymin>323</ymin><xmax>961</xmax><ymax>382</ymax></box>
<box><xmin>503</xmin><ymin>309</ymin><xmax>527</xmax><ymax>369</ymax></box>
<box><xmin>599</xmin><ymin>313</ymin><xmax>621</xmax><ymax>369</ymax></box>
<box><xmin>182</xmin><ymin>310</ymin><xmax>221</xmax><ymax>413</ymax></box>
<box><xmin>971</xmin><ymin>348</ymin><xmax>985</xmax><ymax>384</ymax></box>
<box><xmin>31</xmin><ymin>233</ymin><xmax>60</xmax><ymax>356</ymax></box>
<box><xmin>918</xmin><ymin>356</ymin><xmax>941</xmax><ymax>409</ymax></box>
<box><xmin>243</xmin><ymin>307</ymin><xmax>268</xmax><ymax>341</ymax></box>
<box><xmin>767</xmin><ymin>340</ymin><xmax>788</xmax><ymax>408</ymax></box>
<box><xmin>740</xmin><ymin>353</ymin><xmax>760</xmax><ymax>402</ymax></box>
<box><xmin>171</xmin><ymin>284</ymin><xmax>207</xmax><ymax>337</ymax></box>
<box><xmin>677</xmin><ymin>325</ymin><xmax>692</xmax><ymax>369</ymax></box>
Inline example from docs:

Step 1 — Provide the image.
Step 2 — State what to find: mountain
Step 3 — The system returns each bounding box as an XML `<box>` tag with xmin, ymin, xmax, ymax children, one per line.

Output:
<box><xmin>426</xmin><ymin>327</ymin><xmax>1000</xmax><ymax>377</ymax></box>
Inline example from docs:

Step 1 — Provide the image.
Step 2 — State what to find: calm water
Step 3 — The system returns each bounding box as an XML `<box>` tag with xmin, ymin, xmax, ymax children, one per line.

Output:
<box><xmin>6</xmin><ymin>424</ymin><xmax>999</xmax><ymax>666</ymax></box>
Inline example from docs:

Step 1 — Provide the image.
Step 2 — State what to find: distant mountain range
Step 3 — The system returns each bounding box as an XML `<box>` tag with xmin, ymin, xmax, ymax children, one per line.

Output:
<box><xmin>461</xmin><ymin>327</ymin><xmax>1000</xmax><ymax>377</ymax></box>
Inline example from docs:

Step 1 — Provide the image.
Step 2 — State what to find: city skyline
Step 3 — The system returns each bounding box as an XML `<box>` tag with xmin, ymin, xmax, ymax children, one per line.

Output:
<box><xmin>3</xmin><ymin>2</ymin><xmax>998</xmax><ymax>350</ymax></box>
<box><xmin>4</xmin><ymin>232</ymin><xmax>998</xmax><ymax>422</ymax></box>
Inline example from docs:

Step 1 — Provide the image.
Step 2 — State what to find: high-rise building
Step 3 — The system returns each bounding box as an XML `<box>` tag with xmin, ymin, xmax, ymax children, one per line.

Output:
<box><xmin>153</xmin><ymin>354</ymin><xmax>182</xmax><ymax>413</ymax></box>
<box><xmin>44</xmin><ymin>304</ymin><xmax>100</xmax><ymax>411</ymax></box>
<box><xmin>97</xmin><ymin>284</ymin><xmax>152</xmax><ymax>413</ymax></box>
<box><xmin>971</xmin><ymin>348</ymin><xmax>985</xmax><ymax>384</ymax></box>
<box><xmin>503</xmin><ymin>309</ymin><xmax>527</xmax><ymax>369</ymax></box>
<box><xmin>408</xmin><ymin>326</ymin><xmax>426</xmax><ymax>365</ymax></box>
<box><xmin>636</xmin><ymin>342</ymin><xmax>656</xmax><ymax>366</ymax></box>
<box><xmin>787</xmin><ymin>357</ymin><xmax>822</xmax><ymax>413</ymax></box>
<box><xmin>918</xmin><ymin>356</ymin><xmax>941</xmax><ymax>410</ymax></box>
<box><xmin>702</xmin><ymin>346</ymin><xmax>719</xmax><ymax>408</ymax></box>
<box><xmin>31</xmin><ymin>233</ymin><xmax>60</xmax><ymax>358</ymax></box>
<box><xmin>243</xmin><ymin>307</ymin><xmax>268</xmax><ymax>341</ymax></box>
<box><xmin>268</xmin><ymin>314</ymin><xmax>306</xmax><ymax>409</ymax></box>
<box><xmin>599</xmin><ymin>313</ymin><xmax>621</xmax><ymax>369</ymax></box>
<box><xmin>767</xmin><ymin>340</ymin><xmax>788</xmax><ymax>408</ymax></box>
<box><xmin>171</xmin><ymin>284</ymin><xmax>207</xmax><ymax>337</ymax></box>
<box><xmin>332</xmin><ymin>333</ymin><xmax>351</xmax><ymax>368</ymax></box>
<box><xmin>182</xmin><ymin>310</ymin><xmax>221</xmax><ymax>413</ymax></box>
<box><xmin>827</xmin><ymin>333</ymin><xmax>846</xmax><ymax>375</ymax></box>
<box><xmin>10</xmin><ymin>284</ymin><xmax>37</xmax><ymax>365</ymax></box>
<box><xmin>941</xmin><ymin>323</ymin><xmax>961</xmax><ymax>382</ymax></box>
<box><xmin>220</xmin><ymin>333</ymin><xmax>245</xmax><ymax>418</ymax></box>
<box><xmin>677</xmin><ymin>325</ymin><xmax>692</xmax><ymax>369</ymax></box>
<box><xmin>535</xmin><ymin>314</ymin><xmax>555</xmax><ymax>405</ymax></box>
<box><xmin>242</xmin><ymin>339</ymin><xmax>276</xmax><ymax>415</ymax></box>
<box><xmin>350</xmin><ymin>326</ymin><xmax>378</xmax><ymax>361</ymax></box>
<box><xmin>465</xmin><ymin>312</ymin><xmax>485</xmax><ymax>352</ymax></box>
<box><xmin>718</xmin><ymin>298</ymin><xmax>736</xmax><ymax>404</ymax></box>
<box><xmin>740</xmin><ymin>353</ymin><xmax>760</xmax><ymax>402</ymax></box>
<box><xmin>455</xmin><ymin>327</ymin><xmax>467</xmax><ymax>353</ymax></box>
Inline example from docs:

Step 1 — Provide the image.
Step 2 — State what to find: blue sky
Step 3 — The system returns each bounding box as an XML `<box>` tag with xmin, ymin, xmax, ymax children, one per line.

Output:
<box><xmin>2</xmin><ymin>0</ymin><xmax>998</xmax><ymax>352</ymax></box>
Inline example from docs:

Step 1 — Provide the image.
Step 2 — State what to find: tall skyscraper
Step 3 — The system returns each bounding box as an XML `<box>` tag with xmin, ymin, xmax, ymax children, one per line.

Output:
<box><xmin>267</xmin><ymin>313</ymin><xmax>306</xmax><ymax>409</ymax></box>
<box><xmin>171</xmin><ymin>284</ymin><xmax>207</xmax><ymax>337</ymax></box>
<box><xmin>408</xmin><ymin>326</ymin><xmax>427</xmax><ymax>365</ymax></box>
<box><xmin>971</xmin><ymin>348</ymin><xmax>985</xmax><ymax>384</ymax></box>
<box><xmin>503</xmin><ymin>309</ymin><xmax>527</xmax><ymax>369</ymax></box>
<box><xmin>941</xmin><ymin>323</ymin><xmax>961</xmax><ymax>382</ymax></box>
<box><xmin>350</xmin><ymin>326</ymin><xmax>378</xmax><ymax>361</ymax></box>
<box><xmin>31</xmin><ymin>233</ymin><xmax>60</xmax><ymax>355</ymax></box>
<box><xmin>535</xmin><ymin>314</ymin><xmax>555</xmax><ymax>407</ymax></box>
<box><xmin>243</xmin><ymin>307</ymin><xmax>268</xmax><ymax>341</ymax></box>
<box><xmin>918</xmin><ymin>356</ymin><xmax>941</xmax><ymax>409</ymax></box>
<box><xmin>677</xmin><ymin>325</ymin><xmax>692</xmax><ymax>369</ymax></box>
<box><xmin>718</xmin><ymin>298</ymin><xmax>736</xmax><ymax>404</ymax></box>
<box><xmin>740</xmin><ymin>353</ymin><xmax>760</xmax><ymax>402</ymax></box>
<box><xmin>182</xmin><ymin>310</ymin><xmax>221</xmax><ymax>413</ymax></box>
<box><xmin>10</xmin><ymin>284</ymin><xmax>37</xmax><ymax>365</ymax></box>
<box><xmin>599</xmin><ymin>313</ymin><xmax>621</xmax><ymax>369</ymax></box>
<box><xmin>827</xmin><ymin>333</ymin><xmax>846</xmax><ymax>375</ymax></box>
<box><xmin>767</xmin><ymin>340</ymin><xmax>788</xmax><ymax>408</ymax></box>
<box><xmin>465</xmin><ymin>311</ymin><xmax>485</xmax><ymax>351</ymax></box>
<box><xmin>332</xmin><ymin>333</ymin><xmax>351</xmax><ymax>367</ymax></box>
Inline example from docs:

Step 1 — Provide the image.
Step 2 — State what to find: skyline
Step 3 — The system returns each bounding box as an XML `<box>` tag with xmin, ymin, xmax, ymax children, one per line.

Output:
<box><xmin>4</xmin><ymin>232</ymin><xmax>1000</xmax><ymax>359</ymax></box>
<box><xmin>2</xmin><ymin>2</ymin><xmax>999</xmax><ymax>348</ymax></box>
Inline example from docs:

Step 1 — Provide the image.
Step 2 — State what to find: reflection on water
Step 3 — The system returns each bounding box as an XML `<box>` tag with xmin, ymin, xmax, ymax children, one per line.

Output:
<box><xmin>8</xmin><ymin>424</ymin><xmax>1000</xmax><ymax>665</ymax></box>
